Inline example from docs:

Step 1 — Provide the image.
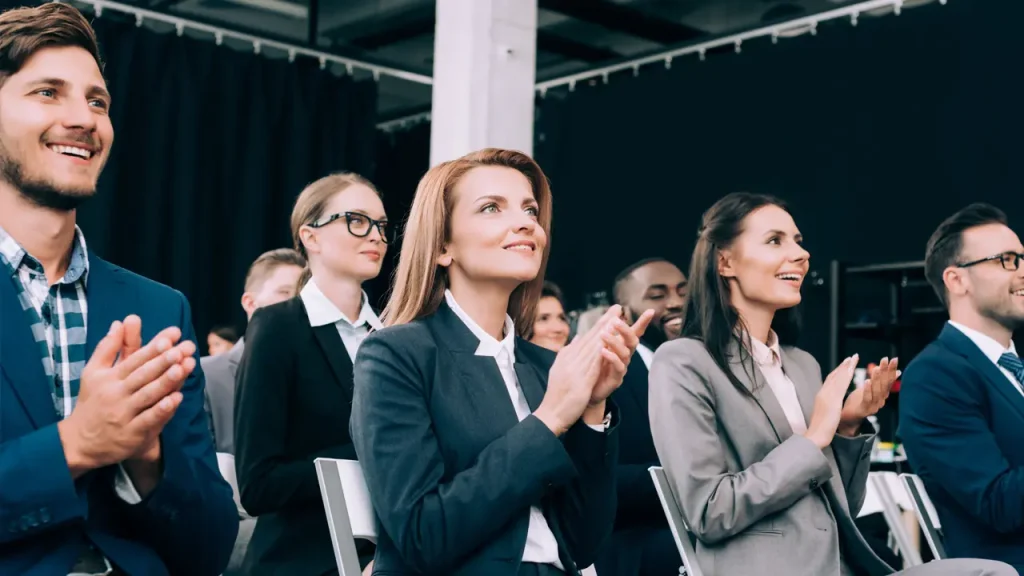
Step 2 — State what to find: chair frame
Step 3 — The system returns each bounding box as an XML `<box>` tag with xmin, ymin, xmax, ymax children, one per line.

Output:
<box><xmin>900</xmin><ymin>473</ymin><xmax>947</xmax><ymax>560</ymax></box>
<box><xmin>649</xmin><ymin>466</ymin><xmax>704</xmax><ymax>576</ymax></box>
<box><xmin>315</xmin><ymin>458</ymin><xmax>369</xmax><ymax>576</ymax></box>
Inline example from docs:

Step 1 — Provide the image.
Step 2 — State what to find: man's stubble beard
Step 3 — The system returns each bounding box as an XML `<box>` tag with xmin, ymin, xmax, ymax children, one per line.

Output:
<box><xmin>0</xmin><ymin>132</ymin><xmax>96</xmax><ymax>212</ymax></box>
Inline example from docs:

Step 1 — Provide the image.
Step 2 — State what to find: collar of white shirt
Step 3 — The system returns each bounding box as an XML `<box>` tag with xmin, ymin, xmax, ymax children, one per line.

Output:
<box><xmin>635</xmin><ymin>342</ymin><xmax>655</xmax><ymax>369</ymax></box>
<box><xmin>746</xmin><ymin>330</ymin><xmax>782</xmax><ymax>367</ymax></box>
<box><xmin>443</xmin><ymin>289</ymin><xmax>515</xmax><ymax>359</ymax></box>
<box><xmin>300</xmin><ymin>277</ymin><xmax>383</xmax><ymax>330</ymax></box>
<box><xmin>947</xmin><ymin>320</ymin><xmax>1018</xmax><ymax>363</ymax></box>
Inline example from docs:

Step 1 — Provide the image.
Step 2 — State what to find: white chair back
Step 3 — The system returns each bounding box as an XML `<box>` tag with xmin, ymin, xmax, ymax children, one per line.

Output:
<box><xmin>867</xmin><ymin>471</ymin><xmax>923</xmax><ymax>566</ymax></box>
<box><xmin>900</xmin><ymin>473</ymin><xmax>946</xmax><ymax>560</ymax></box>
<box><xmin>315</xmin><ymin>458</ymin><xmax>377</xmax><ymax>576</ymax></box>
<box><xmin>649</xmin><ymin>466</ymin><xmax>704</xmax><ymax>576</ymax></box>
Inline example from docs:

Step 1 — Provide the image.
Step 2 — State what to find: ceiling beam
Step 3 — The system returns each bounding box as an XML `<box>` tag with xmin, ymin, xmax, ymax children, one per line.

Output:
<box><xmin>537</xmin><ymin>31</ymin><xmax>620</xmax><ymax>63</ymax></box>
<box><xmin>539</xmin><ymin>0</ymin><xmax>704</xmax><ymax>45</ymax></box>
<box><xmin>340</xmin><ymin>6</ymin><xmax>619</xmax><ymax>64</ymax></box>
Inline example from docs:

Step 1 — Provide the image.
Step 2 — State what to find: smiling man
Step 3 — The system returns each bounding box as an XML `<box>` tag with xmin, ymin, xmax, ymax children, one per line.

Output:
<box><xmin>614</xmin><ymin>257</ymin><xmax>688</xmax><ymax>360</ymax></box>
<box><xmin>0</xmin><ymin>4</ymin><xmax>237</xmax><ymax>576</ymax></box>
<box><xmin>594</xmin><ymin>257</ymin><xmax>687</xmax><ymax>576</ymax></box>
<box><xmin>900</xmin><ymin>204</ymin><xmax>1024</xmax><ymax>572</ymax></box>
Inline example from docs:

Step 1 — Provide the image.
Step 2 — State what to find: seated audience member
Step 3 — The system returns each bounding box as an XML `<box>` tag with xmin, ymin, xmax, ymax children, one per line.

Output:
<box><xmin>613</xmin><ymin>257</ymin><xmax>687</xmax><ymax>362</ymax></box>
<box><xmin>593</xmin><ymin>261</ymin><xmax>689</xmax><ymax>576</ymax></box>
<box><xmin>201</xmin><ymin>248</ymin><xmax>304</xmax><ymax>575</ymax></box>
<box><xmin>0</xmin><ymin>5</ymin><xmax>237</xmax><ymax>575</ymax></box>
<box><xmin>528</xmin><ymin>280</ymin><xmax>571</xmax><ymax>351</ymax></box>
<box><xmin>207</xmin><ymin>324</ymin><xmax>238</xmax><ymax>356</ymax></box>
<box><xmin>351</xmin><ymin>148</ymin><xmax>653</xmax><ymax>576</ymax></box>
<box><xmin>574</xmin><ymin>305</ymin><xmax>607</xmax><ymax>339</ymax></box>
<box><xmin>900</xmin><ymin>203</ymin><xmax>1024</xmax><ymax>573</ymax></box>
<box><xmin>649</xmin><ymin>193</ymin><xmax>1013</xmax><ymax>576</ymax></box>
<box><xmin>234</xmin><ymin>174</ymin><xmax>387</xmax><ymax>575</ymax></box>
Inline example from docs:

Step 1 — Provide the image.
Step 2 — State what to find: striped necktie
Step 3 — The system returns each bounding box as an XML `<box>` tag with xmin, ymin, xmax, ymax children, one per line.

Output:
<box><xmin>997</xmin><ymin>352</ymin><xmax>1024</xmax><ymax>389</ymax></box>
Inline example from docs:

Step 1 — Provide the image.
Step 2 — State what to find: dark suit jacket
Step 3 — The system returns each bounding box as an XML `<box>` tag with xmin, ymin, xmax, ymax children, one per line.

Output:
<box><xmin>234</xmin><ymin>296</ymin><xmax>372</xmax><ymax>576</ymax></box>
<box><xmin>202</xmin><ymin>340</ymin><xmax>244</xmax><ymax>454</ymax></box>
<box><xmin>900</xmin><ymin>324</ymin><xmax>1024</xmax><ymax>572</ymax></box>
<box><xmin>350</xmin><ymin>302</ymin><xmax>620</xmax><ymax>576</ymax></box>
<box><xmin>610</xmin><ymin>354</ymin><xmax>663</xmax><ymax>529</ymax></box>
<box><xmin>0</xmin><ymin>255</ymin><xmax>238</xmax><ymax>576</ymax></box>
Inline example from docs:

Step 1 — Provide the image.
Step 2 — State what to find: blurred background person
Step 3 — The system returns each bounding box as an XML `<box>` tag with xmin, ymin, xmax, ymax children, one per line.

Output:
<box><xmin>594</xmin><ymin>261</ymin><xmax>687</xmax><ymax>576</ymax></box>
<box><xmin>207</xmin><ymin>324</ymin><xmax>239</xmax><ymax>356</ymax></box>
<box><xmin>528</xmin><ymin>280</ymin><xmax>571</xmax><ymax>351</ymax></box>
<box><xmin>613</xmin><ymin>257</ymin><xmax>687</xmax><ymax>362</ymax></box>
<box><xmin>234</xmin><ymin>173</ymin><xmax>388</xmax><ymax>576</ymax></box>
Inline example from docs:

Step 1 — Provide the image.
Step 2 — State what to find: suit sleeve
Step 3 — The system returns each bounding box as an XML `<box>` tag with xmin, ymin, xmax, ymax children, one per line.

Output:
<box><xmin>549</xmin><ymin>408</ymin><xmax>620</xmax><ymax>569</ymax></box>
<box><xmin>351</xmin><ymin>333</ymin><xmax>580</xmax><ymax>575</ymax></box>
<box><xmin>0</xmin><ymin>422</ymin><xmax>89</xmax><ymax>544</ymax></box>
<box><xmin>800</xmin><ymin>354</ymin><xmax>875</xmax><ymax>517</ymax></box>
<box><xmin>234</xmin><ymin>307</ymin><xmax>356</xmax><ymax>517</ymax></box>
<box><xmin>899</xmin><ymin>357</ymin><xmax>1024</xmax><ymax>533</ymax></box>
<box><xmin>111</xmin><ymin>293</ymin><xmax>239</xmax><ymax>576</ymax></box>
<box><xmin>648</xmin><ymin>342</ymin><xmax>832</xmax><ymax>544</ymax></box>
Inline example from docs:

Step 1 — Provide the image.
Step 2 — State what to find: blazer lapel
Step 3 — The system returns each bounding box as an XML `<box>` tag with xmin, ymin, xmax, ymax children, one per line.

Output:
<box><xmin>728</xmin><ymin>343</ymin><xmax>794</xmax><ymax>443</ymax></box>
<box><xmin>84</xmin><ymin>257</ymin><xmax>131</xmax><ymax>360</ymax></box>
<box><xmin>311</xmin><ymin>324</ymin><xmax>354</xmax><ymax>392</ymax></box>
<box><xmin>940</xmin><ymin>324</ymin><xmax>1024</xmax><ymax>421</ymax></box>
<box><xmin>434</xmin><ymin>304</ymin><xmax>520</xmax><ymax>432</ymax></box>
<box><xmin>513</xmin><ymin>341</ymin><xmax>546</xmax><ymax>412</ymax></box>
<box><xmin>779</xmin><ymin>347</ymin><xmax>818</xmax><ymax>428</ymax></box>
<box><xmin>0</xmin><ymin>273</ymin><xmax>57</xmax><ymax>428</ymax></box>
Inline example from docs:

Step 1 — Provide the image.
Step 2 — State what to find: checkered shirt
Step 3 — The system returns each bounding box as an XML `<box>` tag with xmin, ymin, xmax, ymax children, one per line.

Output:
<box><xmin>0</xmin><ymin>224</ymin><xmax>89</xmax><ymax>419</ymax></box>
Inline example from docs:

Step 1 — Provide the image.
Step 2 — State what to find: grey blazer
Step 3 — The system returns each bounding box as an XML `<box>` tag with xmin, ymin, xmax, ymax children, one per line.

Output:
<box><xmin>649</xmin><ymin>337</ymin><xmax>893</xmax><ymax>576</ymax></box>
<box><xmin>202</xmin><ymin>339</ymin><xmax>245</xmax><ymax>455</ymax></box>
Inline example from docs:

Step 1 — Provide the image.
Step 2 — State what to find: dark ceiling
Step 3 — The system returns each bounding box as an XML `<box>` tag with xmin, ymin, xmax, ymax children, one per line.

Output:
<box><xmin>81</xmin><ymin>0</ymin><xmax>911</xmax><ymax>119</ymax></box>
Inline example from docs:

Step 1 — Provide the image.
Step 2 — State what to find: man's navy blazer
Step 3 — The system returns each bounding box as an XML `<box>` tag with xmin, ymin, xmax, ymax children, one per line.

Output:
<box><xmin>900</xmin><ymin>324</ymin><xmax>1024</xmax><ymax>572</ymax></box>
<box><xmin>0</xmin><ymin>254</ymin><xmax>238</xmax><ymax>576</ymax></box>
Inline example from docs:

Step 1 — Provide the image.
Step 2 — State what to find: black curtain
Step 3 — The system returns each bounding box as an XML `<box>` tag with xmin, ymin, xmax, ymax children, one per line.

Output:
<box><xmin>367</xmin><ymin>121</ymin><xmax>430</xmax><ymax>309</ymax></box>
<box><xmin>48</xmin><ymin>14</ymin><xmax>381</xmax><ymax>344</ymax></box>
<box><xmin>534</xmin><ymin>0</ymin><xmax>1024</xmax><ymax>360</ymax></box>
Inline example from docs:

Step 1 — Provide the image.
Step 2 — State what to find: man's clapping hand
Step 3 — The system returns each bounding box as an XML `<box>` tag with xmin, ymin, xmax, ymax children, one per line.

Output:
<box><xmin>57</xmin><ymin>315</ymin><xmax>195</xmax><ymax>479</ymax></box>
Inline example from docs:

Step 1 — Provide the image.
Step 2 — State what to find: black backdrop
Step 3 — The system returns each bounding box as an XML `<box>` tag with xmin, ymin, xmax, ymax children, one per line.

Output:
<box><xmin>0</xmin><ymin>3</ymin><xmax>380</xmax><ymax>345</ymax></box>
<box><xmin>526</xmin><ymin>0</ymin><xmax>1024</xmax><ymax>359</ymax></box>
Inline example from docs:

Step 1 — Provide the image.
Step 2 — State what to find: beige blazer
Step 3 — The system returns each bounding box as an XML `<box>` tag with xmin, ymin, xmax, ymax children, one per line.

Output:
<box><xmin>649</xmin><ymin>337</ymin><xmax>893</xmax><ymax>576</ymax></box>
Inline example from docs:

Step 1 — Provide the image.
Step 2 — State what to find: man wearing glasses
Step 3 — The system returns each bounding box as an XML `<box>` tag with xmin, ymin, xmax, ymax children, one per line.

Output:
<box><xmin>900</xmin><ymin>203</ymin><xmax>1024</xmax><ymax>572</ymax></box>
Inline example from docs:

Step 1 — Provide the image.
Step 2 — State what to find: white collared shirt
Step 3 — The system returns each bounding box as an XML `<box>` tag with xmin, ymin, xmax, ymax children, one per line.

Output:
<box><xmin>636</xmin><ymin>343</ymin><xmax>655</xmax><ymax>369</ymax></box>
<box><xmin>748</xmin><ymin>331</ymin><xmax>808</xmax><ymax>435</ymax></box>
<box><xmin>948</xmin><ymin>321</ymin><xmax>1024</xmax><ymax>396</ymax></box>
<box><xmin>300</xmin><ymin>278</ymin><xmax>382</xmax><ymax>362</ymax></box>
<box><xmin>443</xmin><ymin>290</ymin><xmax>563</xmax><ymax>569</ymax></box>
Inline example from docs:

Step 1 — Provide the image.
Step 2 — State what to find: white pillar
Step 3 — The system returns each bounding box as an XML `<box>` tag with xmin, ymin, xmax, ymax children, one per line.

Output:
<box><xmin>430</xmin><ymin>0</ymin><xmax>538</xmax><ymax>166</ymax></box>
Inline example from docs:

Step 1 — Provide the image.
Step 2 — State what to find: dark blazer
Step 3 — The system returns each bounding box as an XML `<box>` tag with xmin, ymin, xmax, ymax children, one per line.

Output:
<box><xmin>0</xmin><ymin>255</ymin><xmax>238</xmax><ymax>576</ymax></box>
<box><xmin>900</xmin><ymin>324</ymin><xmax>1024</xmax><ymax>572</ymax></box>
<box><xmin>610</xmin><ymin>354</ymin><xmax>662</xmax><ymax>529</ymax></box>
<box><xmin>233</xmin><ymin>297</ymin><xmax>372</xmax><ymax>575</ymax></box>
<box><xmin>350</xmin><ymin>302</ymin><xmax>620</xmax><ymax>576</ymax></box>
<box><xmin>596</xmin><ymin>354</ymin><xmax>681</xmax><ymax>576</ymax></box>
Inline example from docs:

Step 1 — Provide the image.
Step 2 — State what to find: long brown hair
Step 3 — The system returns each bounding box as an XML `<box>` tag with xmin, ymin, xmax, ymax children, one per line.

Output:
<box><xmin>289</xmin><ymin>172</ymin><xmax>380</xmax><ymax>291</ymax></box>
<box><xmin>681</xmin><ymin>192</ymin><xmax>801</xmax><ymax>396</ymax></box>
<box><xmin>383</xmin><ymin>148</ymin><xmax>553</xmax><ymax>336</ymax></box>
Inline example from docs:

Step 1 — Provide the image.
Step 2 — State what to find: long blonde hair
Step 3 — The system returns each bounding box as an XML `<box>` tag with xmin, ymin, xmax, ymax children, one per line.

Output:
<box><xmin>290</xmin><ymin>172</ymin><xmax>380</xmax><ymax>291</ymax></box>
<box><xmin>383</xmin><ymin>148</ymin><xmax>553</xmax><ymax>336</ymax></box>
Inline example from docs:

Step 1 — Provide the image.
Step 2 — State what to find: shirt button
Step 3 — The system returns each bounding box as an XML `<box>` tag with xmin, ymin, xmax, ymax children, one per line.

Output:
<box><xmin>809</xmin><ymin>479</ymin><xmax>819</xmax><ymax>490</ymax></box>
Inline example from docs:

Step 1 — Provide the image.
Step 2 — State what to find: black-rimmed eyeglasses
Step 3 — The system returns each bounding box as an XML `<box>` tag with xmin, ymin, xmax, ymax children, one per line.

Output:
<box><xmin>957</xmin><ymin>251</ymin><xmax>1024</xmax><ymax>272</ymax></box>
<box><xmin>309</xmin><ymin>212</ymin><xmax>393</xmax><ymax>244</ymax></box>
